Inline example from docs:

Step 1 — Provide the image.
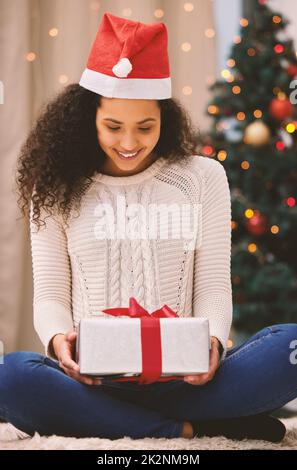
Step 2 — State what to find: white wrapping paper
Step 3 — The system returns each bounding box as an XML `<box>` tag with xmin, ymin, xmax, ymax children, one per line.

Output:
<box><xmin>77</xmin><ymin>316</ymin><xmax>210</xmax><ymax>377</ymax></box>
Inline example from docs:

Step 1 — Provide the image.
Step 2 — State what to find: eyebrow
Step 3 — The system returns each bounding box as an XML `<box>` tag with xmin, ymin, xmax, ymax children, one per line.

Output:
<box><xmin>102</xmin><ymin>118</ymin><xmax>157</xmax><ymax>124</ymax></box>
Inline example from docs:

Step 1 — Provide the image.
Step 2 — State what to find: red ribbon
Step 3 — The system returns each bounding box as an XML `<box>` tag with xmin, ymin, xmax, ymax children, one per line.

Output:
<box><xmin>102</xmin><ymin>297</ymin><xmax>180</xmax><ymax>384</ymax></box>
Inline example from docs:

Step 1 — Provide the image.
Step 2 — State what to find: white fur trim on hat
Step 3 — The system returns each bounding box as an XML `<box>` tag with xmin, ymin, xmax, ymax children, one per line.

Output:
<box><xmin>112</xmin><ymin>58</ymin><xmax>133</xmax><ymax>78</ymax></box>
<box><xmin>79</xmin><ymin>68</ymin><xmax>172</xmax><ymax>99</ymax></box>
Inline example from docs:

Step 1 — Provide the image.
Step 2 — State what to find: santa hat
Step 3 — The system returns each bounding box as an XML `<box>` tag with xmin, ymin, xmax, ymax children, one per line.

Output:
<box><xmin>79</xmin><ymin>12</ymin><xmax>171</xmax><ymax>99</ymax></box>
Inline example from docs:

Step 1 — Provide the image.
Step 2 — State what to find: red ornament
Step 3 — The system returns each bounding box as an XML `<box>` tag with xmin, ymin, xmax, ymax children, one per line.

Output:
<box><xmin>275</xmin><ymin>140</ymin><xmax>285</xmax><ymax>151</ymax></box>
<box><xmin>287</xmin><ymin>64</ymin><xmax>297</xmax><ymax>77</ymax></box>
<box><xmin>202</xmin><ymin>145</ymin><xmax>214</xmax><ymax>156</ymax></box>
<box><xmin>269</xmin><ymin>98</ymin><xmax>294</xmax><ymax>121</ymax></box>
<box><xmin>286</xmin><ymin>197</ymin><xmax>296</xmax><ymax>207</ymax></box>
<box><xmin>274</xmin><ymin>44</ymin><xmax>284</xmax><ymax>54</ymax></box>
<box><xmin>245</xmin><ymin>211</ymin><xmax>268</xmax><ymax>236</ymax></box>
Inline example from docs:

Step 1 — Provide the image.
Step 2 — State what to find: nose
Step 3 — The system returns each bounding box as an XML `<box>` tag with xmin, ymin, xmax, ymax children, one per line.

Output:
<box><xmin>119</xmin><ymin>134</ymin><xmax>139</xmax><ymax>152</ymax></box>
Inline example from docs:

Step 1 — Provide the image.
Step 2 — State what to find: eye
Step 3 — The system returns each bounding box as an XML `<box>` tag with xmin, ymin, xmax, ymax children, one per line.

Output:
<box><xmin>106</xmin><ymin>126</ymin><xmax>152</xmax><ymax>132</ymax></box>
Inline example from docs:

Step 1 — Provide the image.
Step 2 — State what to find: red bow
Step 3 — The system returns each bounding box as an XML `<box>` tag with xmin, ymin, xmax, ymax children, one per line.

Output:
<box><xmin>102</xmin><ymin>297</ymin><xmax>180</xmax><ymax>384</ymax></box>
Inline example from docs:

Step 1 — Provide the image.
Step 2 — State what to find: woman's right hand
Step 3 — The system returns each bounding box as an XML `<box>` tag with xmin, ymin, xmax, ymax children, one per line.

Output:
<box><xmin>52</xmin><ymin>331</ymin><xmax>102</xmax><ymax>386</ymax></box>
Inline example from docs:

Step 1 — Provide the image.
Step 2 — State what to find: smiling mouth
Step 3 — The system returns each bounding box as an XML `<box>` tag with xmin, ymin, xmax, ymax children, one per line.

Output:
<box><xmin>115</xmin><ymin>149</ymin><xmax>143</xmax><ymax>160</ymax></box>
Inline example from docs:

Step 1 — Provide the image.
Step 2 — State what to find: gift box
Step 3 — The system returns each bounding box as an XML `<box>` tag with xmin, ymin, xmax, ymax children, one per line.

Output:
<box><xmin>76</xmin><ymin>297</ymin><xmax>210</xmax><ymax>384</ymax></box>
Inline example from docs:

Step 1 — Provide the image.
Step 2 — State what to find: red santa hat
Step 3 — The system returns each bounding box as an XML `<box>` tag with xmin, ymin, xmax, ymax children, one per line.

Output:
<box><xmin>79</xmin><ymin>12</ymin><xmax>171</xmax><ymax>99</ymax></box>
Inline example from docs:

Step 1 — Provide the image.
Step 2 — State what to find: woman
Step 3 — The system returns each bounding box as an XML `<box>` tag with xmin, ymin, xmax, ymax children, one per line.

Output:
<box><xmin>1</xmin><ymin>13</ymin><xmax>296</xmax><ymax>442</ymax></box>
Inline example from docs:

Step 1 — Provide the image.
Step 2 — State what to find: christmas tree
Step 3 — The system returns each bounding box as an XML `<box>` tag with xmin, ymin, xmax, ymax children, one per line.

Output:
<box><xmin>201</xmin><ymin>0</ymin><xmax>297</xmax><ymax>333</ymax></box>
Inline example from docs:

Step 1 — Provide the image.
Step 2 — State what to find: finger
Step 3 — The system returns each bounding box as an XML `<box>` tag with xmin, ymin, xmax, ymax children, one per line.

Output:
<box><xmin>65</xmin><ymin>333</ymin><xmax>80</xmax><ymax>366</ymax></box>
<box><xmin>78</xmin><ymin>375</ymin><xmax>96</xmax><ymax>385</ymax></box>
<box><xmin>184</xmin><ymin>373</ymin><xmax>204</xmax><ymax>380</ymax></box>
<box><xmin>59</xmin><ymin>344</ymin><xmax>79</xmax><ymax>370</ymax></box>
<box><xmin>60</xmin><ymin>340</ymin><xmax>80</xmax><ymax>370</ymax></box>
<box><xmin>187</xmin><ymin>372</ymin><xmax>209</xmax><ymax>379</ymax></box>
<box><xmin>209</xmin><ymin>355</ymin><xmax>220</xmax><ymax>374</ymax></box>
<box><xmin>193</xmin><ymin>372</ymin><xmax>214</xmax><ymax>384</ymax></box>
<box><xmin>78</xmin><ymin>375</ymin><xmax>102</xmax><ymax>386</ymax></box>
<box><xmin>184</xmin><ymin>374</ymin><xmax>203</xmax><ymax>381</ymax></box>
<box><xmin>63</xmin><ymin>368</ymin><xmax>96</xmax><ymax>385</ymax></box>
<box><xmin>59</xmin><ymin>350</ymin><xmax>80</xmax><ymax>372</ymax></box>
<box><xmin>66</xmin><ymin>331</ymin><xmax>77</xmax><ymax>342</ymax></box>
<box><xmin>73</xmin><ymin>374</ymin><xmax>92</xmax><ymax>385</ymax></box>
<box><xmin>201</xmin><ymin>372</ymin><xmax>214</xmax><ymax>382</ymax></box>
<box><xmin>93</xmin><ymin>379</ymin><xmax>102</xmax><ymax>385</ymax></box>
<box><xmin>209</xmin><ymin>350</ymin><xmax>220</xmax><ymax>369</ymax></box>
<box><xmin>187</xmin><ymin>379</ymin><xmax>207</xmax><ymax>386</ymax></box>
<box><xmin>206</xmin><ymin>365</ymin><xmax>217</xmax><ymax>379</ymax></box>
<box><xmin>65</xmin><ymin>367</ymin><xmax>102</xmax><ymax>386</ymax></box>
<box><xmin>194</xmin><ymin>374</ymin><xmax>214</xmax><ymax>385</ymax></box>
<box><xmin>184</xmin><ymin>376</ymin><xmax>205</xmax><ymax>385</ymax></box>
<box><xmin>193</xmin><ymin>375</ymin><xmax>209</xmax><ymax>384</ymax></box>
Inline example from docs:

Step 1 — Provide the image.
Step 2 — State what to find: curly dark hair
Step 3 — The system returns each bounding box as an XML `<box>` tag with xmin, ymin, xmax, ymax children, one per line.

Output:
<box><xmin>15</xmin><ymin>83</ymin><xmax>201</xmax><ymax>230</ymax></box>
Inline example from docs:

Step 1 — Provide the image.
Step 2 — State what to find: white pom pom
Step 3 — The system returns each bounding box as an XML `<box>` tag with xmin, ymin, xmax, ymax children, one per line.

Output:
<box><xmin>112</xmin><ymin>58</ymin><xmax>133</xmax><ymax>78</ymax></box>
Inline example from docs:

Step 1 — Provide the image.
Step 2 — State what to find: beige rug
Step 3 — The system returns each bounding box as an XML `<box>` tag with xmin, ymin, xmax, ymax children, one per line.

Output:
<box><xmin>0</xmin><ymin>418</ymin><xmax>297</xmax><ymax>450</ymax></box>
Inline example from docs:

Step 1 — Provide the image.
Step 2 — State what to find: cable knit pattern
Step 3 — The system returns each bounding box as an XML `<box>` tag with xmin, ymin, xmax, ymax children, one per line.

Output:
<box><xmin>139</xmin><ymin>182</ymin><xmax>156</xmax><ymax>310</ymax></box>
<box><xmin>127</xmin><ymin>187</ymin><xmax>145</xmax><ymax>305</ymax></box>
<box><xmin>99</xmin><ymin>185</ymin><xmax>122</xmax><ymax>308</ymax></box>
<box><xmin>29</xmin><ymin>155</ymin><xmax>233</xmax><ymax>361</ymax></box>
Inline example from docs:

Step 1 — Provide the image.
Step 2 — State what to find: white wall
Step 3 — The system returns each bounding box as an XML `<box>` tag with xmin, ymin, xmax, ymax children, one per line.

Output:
<box><xmin>213</xmin><ymin>0</ymin><xmax>242</xmax><ymax>76</ymax></box>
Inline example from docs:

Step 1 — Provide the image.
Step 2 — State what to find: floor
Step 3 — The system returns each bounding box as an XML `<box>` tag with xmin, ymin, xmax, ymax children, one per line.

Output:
<box><xmin>0</xmin><ymin>417</ymin><xmax>296</xmax><ymax>450</ymax></box>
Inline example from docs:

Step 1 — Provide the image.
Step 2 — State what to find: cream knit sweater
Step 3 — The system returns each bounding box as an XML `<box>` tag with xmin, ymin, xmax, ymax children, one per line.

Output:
<box><xmin>30</xmin><ymin>155</ymin><xmax>233</xmax><ymax>361</ymax></box>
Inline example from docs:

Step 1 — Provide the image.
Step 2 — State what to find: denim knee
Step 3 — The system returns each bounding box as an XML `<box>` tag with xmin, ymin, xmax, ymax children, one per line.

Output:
<box><xmin>2</xmin><ymin>351</ymin><xmax>44</xmax><ymax>366</ymax></box>
<box><xmin>267</xmin><ymin>323</ymin><xmax>297</xmax><ymax>375</ymax></box>
<box><xmin>268</xmin><ymin>323</ymin><xmax>297</xmax><ymax>344</ymax></box>
<box><xmin>0</xmin><ymin>351</ymin><xmax>45</xmax><ymax>385</ymax></box>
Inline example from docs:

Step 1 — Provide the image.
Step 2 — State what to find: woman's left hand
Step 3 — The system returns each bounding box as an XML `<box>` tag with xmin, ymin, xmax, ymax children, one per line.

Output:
<box><xmin>183</xmin><ymin>336</ymin><xmax>222</xmax><ymax>386</ymax></box>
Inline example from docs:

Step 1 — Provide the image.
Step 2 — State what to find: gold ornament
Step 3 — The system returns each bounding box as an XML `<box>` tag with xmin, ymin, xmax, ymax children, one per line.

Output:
<box><xmin>243</xmin><ymin>121</ymin><xmax>271</xmax><ymax>146</ymax></box>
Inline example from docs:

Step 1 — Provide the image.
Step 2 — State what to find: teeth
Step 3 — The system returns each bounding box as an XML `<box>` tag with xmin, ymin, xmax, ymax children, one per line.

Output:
<box><xmin>118</xmin><ymin>150</ymin><xmax>139</xmax><ymax>157</ymax></box>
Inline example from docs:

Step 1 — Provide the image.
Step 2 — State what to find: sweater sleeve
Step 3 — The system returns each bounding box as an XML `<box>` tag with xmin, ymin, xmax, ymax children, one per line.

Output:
<box><xmin>192</xmin><ymin>158</ymin><xmax>233</xmax><ymax>360</ymax></box>
<box><xmin>29</xmin><ymin>201</ymin><xmax>74</xmax><ymax>360</ymax></box>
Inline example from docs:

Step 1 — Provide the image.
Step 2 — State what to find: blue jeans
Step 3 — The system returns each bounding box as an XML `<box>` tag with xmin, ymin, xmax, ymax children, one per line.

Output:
<box><xmin>0</xmin><ymin>323</ymin><xmax>297</xmax><ymax>439</ymax></box>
